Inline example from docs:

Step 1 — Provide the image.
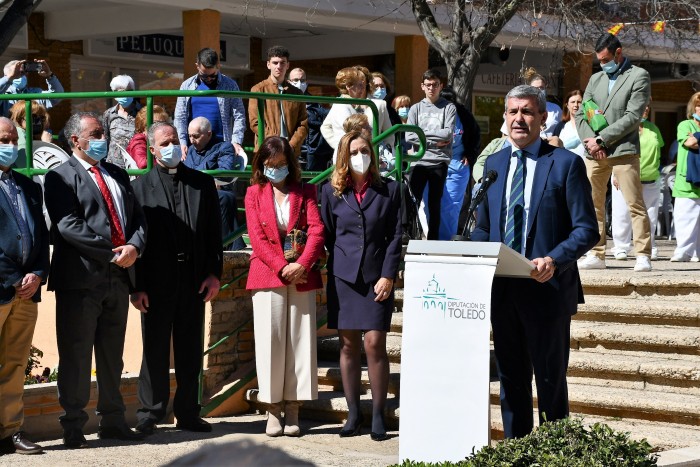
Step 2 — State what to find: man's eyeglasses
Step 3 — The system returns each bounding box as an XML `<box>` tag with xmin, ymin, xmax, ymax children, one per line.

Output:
<box><xmin>198</xmin><ymin>72</ymin><xmax>217</xmax><ymax>81</ymax></box>
<box><xmin>422</xmin><ymin>82</ymin><xmax>440</xmax><ymax>89</ymax></box>
<box><xmin>289</xmin><ymin>79</ymin><xmax>306</xmax><ymax>84</ymax></box>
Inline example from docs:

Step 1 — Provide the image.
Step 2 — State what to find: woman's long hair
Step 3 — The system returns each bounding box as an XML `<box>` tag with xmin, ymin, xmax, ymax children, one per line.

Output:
<box><xmin>562</xmin><ymin>89</ymin><xmax>583</xmax><ymax>122</ymax></box>
<box><xmin>250</xmin><ymin>136</ymin><xmax>301</xmax><ymax>186</ymax></box>
<box><xmin>331</xmin><ymin>131</ymin><xmax>382</xmax><ymax>197</ymax></box>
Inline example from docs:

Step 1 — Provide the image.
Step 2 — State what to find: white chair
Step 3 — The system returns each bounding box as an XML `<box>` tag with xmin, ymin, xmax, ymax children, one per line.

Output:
<box><xmin>31</xmin><ymin>141</ymin><xmax>70</xmax><ymax>229</ymax></box>
<box><xmin>116</xmin><ymin>143</ymin><xmax>140</xmax><ymax>181</ymax></box>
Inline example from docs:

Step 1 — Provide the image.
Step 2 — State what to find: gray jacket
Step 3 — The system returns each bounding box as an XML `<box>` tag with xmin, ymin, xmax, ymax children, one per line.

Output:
<box><xmin>406</xmin><ymin>97</ymin><xmax>456</xmax><ymax>165</ymax></box>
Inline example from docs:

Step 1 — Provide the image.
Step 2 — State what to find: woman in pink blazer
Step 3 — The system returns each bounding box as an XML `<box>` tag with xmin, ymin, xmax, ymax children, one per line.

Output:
<box><xmin>245</xmin><ymin>136</ymin><xmax>325</xmax><ymax>437</ymax></box>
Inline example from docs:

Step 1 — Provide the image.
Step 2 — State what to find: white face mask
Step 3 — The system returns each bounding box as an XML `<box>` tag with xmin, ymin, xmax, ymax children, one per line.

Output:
<box><xmin>350</xmin><ymin>153</ymin><xmax>371</xmax><ymax>175</ymax></box>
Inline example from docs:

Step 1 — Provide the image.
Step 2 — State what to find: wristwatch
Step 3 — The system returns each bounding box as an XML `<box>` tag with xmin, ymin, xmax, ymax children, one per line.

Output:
<box><xmin>595</xmin><ymin>137</ymin><xmax>606</xmax><ymax>149</ymax></box>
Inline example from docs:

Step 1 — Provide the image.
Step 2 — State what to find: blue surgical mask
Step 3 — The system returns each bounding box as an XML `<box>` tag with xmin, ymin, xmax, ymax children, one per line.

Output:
<box><xmin>693</xmin><ymin>113</ymin><xmax>700</xmax><ymax>122</ymax></box>
<box><xmin>13</xmin><ymin>75</ymin><xmax>27</xmax><ymax>91</ymax></box>
<box><xmin>115</xmin><ymin>96</ymin><xmax>133</xmax><ymax>107</ymax></box>
<box><xmin>601</xmin><ymin>60</ymin><xmax>619</xmax><ymax>75</ymax></box>
<box><xmin>83</xmin><ymin>138</ymin><xmax>108</xmax><ymax>161</ymax></box>
<box><xmin>372</xmin><ymin>87</ymin><xmax>387</xmax><ymax>100</ymax></box>
<box><xmin>158</xmin><ymin>144</ymin><xmax>182</xmax><ymax>167</ymax></box>
<box><xmin>0</xmin><ymin>144</ymin><xmax>18</xmax><ymax>167</ymax></box>
<box><xmin>264</xmin><ymin>165</ymin><xmax>289</xmax><ymax>184</ymax></box>
<box><xmin>398</xmin><ymin>107</ymin><xmax>409</xmax><ymax>119</ymax></box>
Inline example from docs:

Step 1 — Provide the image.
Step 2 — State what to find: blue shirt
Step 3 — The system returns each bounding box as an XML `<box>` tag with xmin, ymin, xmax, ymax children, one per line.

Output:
<box><xmin>191</xmin><ymin>80</ymin><xmax>224</xmax><ymax>141</ymax></box>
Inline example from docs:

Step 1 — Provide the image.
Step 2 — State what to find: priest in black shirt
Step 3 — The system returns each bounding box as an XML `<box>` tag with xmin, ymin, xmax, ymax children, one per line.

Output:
<box><xmin>130</xmin><ymin>122</ymin><xmax>223</xmax><ymax>435</ymax></box>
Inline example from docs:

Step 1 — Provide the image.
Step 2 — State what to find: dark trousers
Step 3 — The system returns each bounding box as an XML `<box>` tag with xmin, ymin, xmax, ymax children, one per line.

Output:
<box><xmin>491</xmin><ymin>292</ymin><xmax>571</xmax><ymax>439</ymax></box>
<box><xmin>218</xmin><ymin>189</ymin><xmax>245</xmax><ymax>251</ymax></box>
<box><xmin>56</xmin><ymin>265</ymin><xmax>130</xmax><ymax>430</ymax></box>
<box><xmin>136</xmin><ymin>271</ymin><xmax>205</xmax><ymax>424</ymax></box>
<box><xmin>409</xmin><ymin>163</ymin><xmax>448</xmax><ymax>240</ymax></box>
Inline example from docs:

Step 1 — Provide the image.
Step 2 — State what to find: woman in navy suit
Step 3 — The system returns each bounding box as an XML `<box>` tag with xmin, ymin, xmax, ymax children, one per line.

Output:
<box><xmin>320</xmin><ymin>131</ymin><xmax>402</xmax><ymax>441</ymax></box>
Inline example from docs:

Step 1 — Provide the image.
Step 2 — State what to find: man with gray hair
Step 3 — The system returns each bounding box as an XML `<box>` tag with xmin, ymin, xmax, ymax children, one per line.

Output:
<box><xmin>0</xmin><ymin>59</ymin><xmax>64</xmax><ymax>118</ymax></box>
<box><xmin>471</xmin><ymin>84</ymin><xmax>598</xmax><ymax>438</ymax></box>
<box><xmin>131</xmin><ymin>122</ymin><xmax>222</xmax><ymax>435</ymax></box>
<box><xmin>185</xmin><ymin>116</ymin><xmax>245</xmax><ymax>250</ymax></box>
<box><xmin>44</xmin><ymin>112</ymin><xmax>147</xmax><ymax>448</ymax></box>
<box><xmin>103</xmin><ymin>74</ymin><xmax>141</xmax><ymax>168</ymax></box>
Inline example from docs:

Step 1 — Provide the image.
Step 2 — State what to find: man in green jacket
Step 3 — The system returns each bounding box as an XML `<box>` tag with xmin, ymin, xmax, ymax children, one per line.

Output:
<box><xmin>575</xmin><ymin>33</ymin><xmax>652</xmax><ymax>272</ymax></box>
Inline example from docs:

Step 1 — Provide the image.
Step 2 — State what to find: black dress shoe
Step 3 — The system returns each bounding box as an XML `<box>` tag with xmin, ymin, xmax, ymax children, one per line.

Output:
<box><xmin>135</xmin><ymin>418</ymin><xmax>157</xmax><ymax>436</ymax></box>
<box><xmin>176</xmin><ymin>418</ymin><xmax>212</xmax><ymax>433</ymax></box>
<box><xmin>0</xmin><ymin>436</ymin><xmax>14</xmax><ymax>455</ymax></box>
<box><xmin>63</xmin><ymin>429</ymin><xmax>88</xmax><ymax>449</ymax></box>
<box><xmin>370</xmin><ymin>431</ymin><xmax>388</xmax><ymax>441</ymax></box>
<box><xmin>98</xmin><ymin>424</ymin><xmax>145</xmax><ymax>441</ymax></box>
<box><xmin>11</xmin><ymin>432</ymin><xmax>43</xmax><ymax>454</ymax></box>
<box><xmin>339</xmin><ymin>413</ymin><xmax>364</xmax><ymax>437</ymax></box>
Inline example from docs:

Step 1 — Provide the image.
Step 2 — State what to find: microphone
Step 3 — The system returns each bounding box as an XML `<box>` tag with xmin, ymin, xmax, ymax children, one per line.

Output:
<box><xmin>452</xmin><ymin>170</ymin><xmax>498</xmax><ymax>241</ymax></box>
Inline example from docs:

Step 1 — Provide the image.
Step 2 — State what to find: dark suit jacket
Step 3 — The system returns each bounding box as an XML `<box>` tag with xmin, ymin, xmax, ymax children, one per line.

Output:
<box><xmin>131</xmin><ymin>164</ymin><xmax>222</xmax><ymax>298</ymax></box>
<box><xmin>44</xmin><ymin>156</ymin><xmax>147</xmax><ymax>291</ymax></box>
<box><xmin>320</xmin><ymin>178</ymin><xmax>402</xmax><ymax>284</ymax></box>
<box><xmin>471</xmin><ymin>143</ymin><xmax>599</xmax><ymax>317</ymax></box>
<box><xmin>0</xmin><ymin>171</ymin><xmax>49</xmax><ymax>303</ymax></box>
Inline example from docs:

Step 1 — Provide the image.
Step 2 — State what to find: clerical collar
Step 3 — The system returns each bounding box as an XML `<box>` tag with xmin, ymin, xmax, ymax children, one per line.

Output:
<box><xmin>156</xmin><ymin>164</ymin><xmax>178</xmax><ymax>175</ymax></box>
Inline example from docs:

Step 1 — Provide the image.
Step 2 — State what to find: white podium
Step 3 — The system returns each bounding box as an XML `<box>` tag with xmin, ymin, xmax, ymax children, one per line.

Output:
<box><xmin>399</xmin><ymin>240</ymin><xmax>534</xmax><ymax>463</ymax></box>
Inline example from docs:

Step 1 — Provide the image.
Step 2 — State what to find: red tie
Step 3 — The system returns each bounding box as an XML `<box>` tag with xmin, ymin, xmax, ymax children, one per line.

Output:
<box><xmin>89</xmin><ymin>166</ymin><xmax>126</xmax><ymax>247</ymax></box>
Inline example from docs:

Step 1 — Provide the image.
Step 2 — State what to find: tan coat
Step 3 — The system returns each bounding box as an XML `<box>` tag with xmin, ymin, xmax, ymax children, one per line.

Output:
<box><xmin>249</xmin><ymin>77</ymin><xmax>308</xmax><ymax>155</ymax></box>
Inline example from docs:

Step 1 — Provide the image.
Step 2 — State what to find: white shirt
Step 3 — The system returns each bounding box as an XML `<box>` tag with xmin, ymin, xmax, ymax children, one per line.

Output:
<box><xmin>504</xmin><ymin>138</ymin><xmax>541</xmax><ymax>255</ymax></box>
<box><xmin>75</xmin><ymin>155</ymin><xmax>127</xmax><ymax>231</ymax></box>
<box><xmin>274</xmin><ymin>191</ymin><xmax>290</xmax><ymax>233</ymax></box>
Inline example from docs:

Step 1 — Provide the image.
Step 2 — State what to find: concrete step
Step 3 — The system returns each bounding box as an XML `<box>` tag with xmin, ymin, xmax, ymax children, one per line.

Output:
<box><xmin>576</xmin><ymin>295</ymin><xmax>700</xmax><ymax>326</ymax></box>
<box><xmin>245</xmin><ymin>388</ymin><xmax>400</xmax><ymax>430</ymax></box>
<box><xmin>580</xmin><ymin>269</ymin><xmax>700</xmax><ymax>300</ymax></box>
<box><xmin>318</xmin><ymin>332</ymin><xmax>403</xmax><ymax>363</ymax></box>
<box><xmin>317</xmin><ymin>361</ymin><xmax>402</xmax><ymax>396</ymax></box>
<box><xmin>568</xmin><ymin>348</ymin><xmax>700</xmax><ymax>394</ymax></box>
<box><xmin>571</xmin><ymin>321</ymin><xmax>700</xmax><ymax>355</ymax></box>
<box><xmin>489</xmin><ymin>405</ymin><xmax>700</xmax><ymax>452</ymax></box>
<box><xmin>489</xmin><ymin>376</ymin><xmax>700</xmax><ymax>426</ymax></box>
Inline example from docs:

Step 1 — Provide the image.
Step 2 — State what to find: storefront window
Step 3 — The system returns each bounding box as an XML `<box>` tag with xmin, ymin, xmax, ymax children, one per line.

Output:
<box><xmin>473</xmin><ymin>94</ymin><xmax>505</xmax><ymax>152</ymax></box>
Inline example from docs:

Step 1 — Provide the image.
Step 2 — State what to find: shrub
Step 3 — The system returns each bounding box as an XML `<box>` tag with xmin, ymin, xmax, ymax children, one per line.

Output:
<box><xmin>394</xmin><ymin>417</ymin><xmax>657</xmax><ymax>467</ymax></box>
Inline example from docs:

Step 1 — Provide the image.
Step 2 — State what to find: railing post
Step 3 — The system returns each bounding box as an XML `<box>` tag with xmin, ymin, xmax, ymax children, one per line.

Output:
<box><xmin>256</xmin><ymin>98</ymin><xmax>265</xmax><ymax>150</ymax></box>
<box><xmin>146</xmin><ymin>96</ymin><xmax>153</xmax><ymax>170</ymax></box>
<box><xmin>24</xmin><ymin>99</ymin><xmax>32</xmax><ymax>169</ymax></box>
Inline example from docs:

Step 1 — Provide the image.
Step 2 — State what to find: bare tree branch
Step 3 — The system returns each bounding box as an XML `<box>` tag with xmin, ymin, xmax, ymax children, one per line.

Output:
<box><xmin>0</xmin><ymin>0</ymin><xmax>42</xmax><ymax>57</ymax></box>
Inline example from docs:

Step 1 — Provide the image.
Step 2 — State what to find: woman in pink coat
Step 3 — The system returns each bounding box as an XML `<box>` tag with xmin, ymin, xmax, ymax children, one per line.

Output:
<box><xmin>245</xmin><ymin>136</ymin><xmax>325</xmax><ymax>437</ymax></box>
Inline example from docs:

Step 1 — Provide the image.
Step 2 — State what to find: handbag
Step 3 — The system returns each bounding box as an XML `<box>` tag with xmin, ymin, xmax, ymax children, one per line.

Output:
<box><xmin>282</xmin><ymin>188</ymin><xmax>327</xmax><ymax>270</ymax></box>
<box><xmin>685</xmin><ymin>131</ymin><xmax>700</xmax><ymax>187</ymax></box>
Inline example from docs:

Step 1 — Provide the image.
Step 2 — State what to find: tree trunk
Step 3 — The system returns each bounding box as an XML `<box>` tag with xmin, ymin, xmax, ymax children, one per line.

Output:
<box><xmin>0</xmin><ymin>0</ymin><xmax>42</xmax><ymax>58</ymax></box>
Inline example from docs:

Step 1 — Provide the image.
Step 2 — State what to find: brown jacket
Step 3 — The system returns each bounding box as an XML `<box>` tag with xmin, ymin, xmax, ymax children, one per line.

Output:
<box><xmin>249</xmin><ymin>77</ymin><xmax>308</xmax><ymax>155</ymax></box>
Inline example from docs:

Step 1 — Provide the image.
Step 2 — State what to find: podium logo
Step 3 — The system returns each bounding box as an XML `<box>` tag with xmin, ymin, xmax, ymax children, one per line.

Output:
<box><xmin>415</xmin><ymin>274</ymin><xmax>488</xmax><ymax>321</ymax></box>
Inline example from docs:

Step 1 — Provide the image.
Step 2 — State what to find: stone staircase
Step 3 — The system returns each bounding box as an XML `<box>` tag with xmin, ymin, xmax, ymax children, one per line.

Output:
<box><xmin>245</xmin><ymin>243</ymin><xmax>700</xmax><ymax>452</ymax></box>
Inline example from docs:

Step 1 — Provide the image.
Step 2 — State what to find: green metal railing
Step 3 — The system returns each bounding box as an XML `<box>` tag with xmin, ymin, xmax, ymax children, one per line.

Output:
<box><xmin>1</xmin><ymin>90</ymin><xmax>426</xmax><ymax>410</ymax></box>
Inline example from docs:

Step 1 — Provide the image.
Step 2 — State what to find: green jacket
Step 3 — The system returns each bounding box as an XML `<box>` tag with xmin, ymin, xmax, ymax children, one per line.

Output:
<box><xmin>575</xmin><ymin>59</ymin><xmax>650</xmax><ymax>158</ymax></box>
<box><xmin>672</xmin><ymin>119</ymin><xmax>700</xmax><ymax>199</ymax></box>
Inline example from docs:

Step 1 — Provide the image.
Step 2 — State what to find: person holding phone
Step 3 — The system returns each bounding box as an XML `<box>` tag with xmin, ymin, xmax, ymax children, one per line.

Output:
<box><xmin>129</xmin><ymin>122</ymin><xmax>223</xmax><ymax>436</ymax></box>
<box><xmin>0</xmin><ymin>59</ymin><xmax>64</xmax><ymax>118</ymax></box>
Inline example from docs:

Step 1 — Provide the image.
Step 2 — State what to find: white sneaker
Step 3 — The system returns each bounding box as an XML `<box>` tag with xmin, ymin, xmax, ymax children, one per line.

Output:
<box><xmin>634</xmin><ymin>256</ymin><xmax>652</xmax><ymax>272</ymax></box>
<box><xmin>614</xmin><ymin>251</ymin><xmax>628</xmax><ymax>260</ymax></box>
<box><xmin>692</xmin><ymin>256</ymin><xmax>700</xmax><ymax>263</ymax></box>
<box><xmin>651</xmin><ymin>249</ymin><xmax>659</xmax><ymax>261</ymax></box>
<box><xmin>579</xmin><ymin>255</ymin><xmax>606</xmax><ymax>269</ymax></box>
<box><xmin>670</xmin><ymin>254</ymin><xmax>690</xmax><ymax>262</ymax></box>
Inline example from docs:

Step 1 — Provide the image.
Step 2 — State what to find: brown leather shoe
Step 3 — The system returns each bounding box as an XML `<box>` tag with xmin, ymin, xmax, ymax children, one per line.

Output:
<box><xmin>11</xmin><ymin>432</ymin><xmax>43</xmax><ymax>454</ymax></box>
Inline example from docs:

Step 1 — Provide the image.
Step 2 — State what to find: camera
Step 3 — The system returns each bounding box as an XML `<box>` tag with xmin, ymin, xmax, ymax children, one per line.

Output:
<box><xmin>22</xmin><ymin>62</ymin><xmax>42</xmax><ymax>73</ymax></box>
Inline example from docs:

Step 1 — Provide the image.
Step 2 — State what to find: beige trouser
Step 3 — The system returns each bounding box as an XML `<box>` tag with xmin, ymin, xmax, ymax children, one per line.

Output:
<box><xmin>0</xmin><ymin>297</ymin><xmax>38</xmax><ymax>438</ymax></box>
<box><xmin>585</xmin><ymin>154</ymin><xmax>651</xmax><ymax>259</ymax></box>
<box><xmin>252</xmin><ymin>285</ymin><xmax>318</xmax><ymax>404</ymax></box>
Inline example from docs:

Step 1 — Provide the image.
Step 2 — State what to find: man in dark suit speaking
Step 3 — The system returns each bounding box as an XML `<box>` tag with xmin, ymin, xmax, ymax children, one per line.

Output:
<box><xmin>45</xmin><ymin>112</ymin><xmax>147</xmax><ymax>448</ymax></box>
<box><xmin>130</xmin><ymin>122</ymin><xmax>222</xmax><ymax>435</ymax></box>
<box><xmin>471</xmin><ymin>85</ymin><xmax>599</xmax><ymax>438</ymax></box>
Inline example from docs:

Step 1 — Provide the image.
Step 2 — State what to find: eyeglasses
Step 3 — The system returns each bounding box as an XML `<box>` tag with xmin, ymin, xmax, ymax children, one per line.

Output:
<box><xmin>198</xmin><ymin>72</ymin><xmax>217</xmax><ymax>81</ymax></box>
<box><xmin>289</xmin><ymin>78</ymin><xmax>306</xmax><ymax>84</ymax></box>
<box><xmin>422</xmin><ymin>82</ymin><xmax>440</xmax><ymax>89</ymax></box>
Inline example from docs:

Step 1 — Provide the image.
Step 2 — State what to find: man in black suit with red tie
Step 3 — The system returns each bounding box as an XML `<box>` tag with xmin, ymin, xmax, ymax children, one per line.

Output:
<box><xmin>44</xmin><ymin>112</ymin><xmax>147</xmax><ymax>449</ymax></box>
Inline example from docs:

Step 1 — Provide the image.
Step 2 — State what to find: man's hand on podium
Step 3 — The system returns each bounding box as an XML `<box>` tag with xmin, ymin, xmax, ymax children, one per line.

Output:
<box><xmin>530</xmin><ymin>256</ymin><xmax>556</xmax><ymax>283</ymax></box>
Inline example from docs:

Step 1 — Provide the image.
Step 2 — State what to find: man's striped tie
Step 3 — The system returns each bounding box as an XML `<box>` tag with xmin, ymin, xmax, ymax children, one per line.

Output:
<box><xmin>505</xmin><ymin>150</ymin><xmax>525</xmax><ymax>253</ymax></box>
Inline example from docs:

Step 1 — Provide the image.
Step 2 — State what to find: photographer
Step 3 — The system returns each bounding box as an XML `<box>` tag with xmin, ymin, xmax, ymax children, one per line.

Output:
<box><xmin>0</xmin><ymin>59</ymin><xmax>64</xmax><ymax>118</ymax></box>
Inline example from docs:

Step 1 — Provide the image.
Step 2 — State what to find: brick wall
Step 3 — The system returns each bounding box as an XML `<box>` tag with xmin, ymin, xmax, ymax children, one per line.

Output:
<box><xmin>651</xmin><ymin>81</ymin><xmax>696</xmax><ymax>103</ymax></box>
<box><xmin>27</xmin><ymin>12</ymin><xmax>82</xmax><ymax>134</ymax></box>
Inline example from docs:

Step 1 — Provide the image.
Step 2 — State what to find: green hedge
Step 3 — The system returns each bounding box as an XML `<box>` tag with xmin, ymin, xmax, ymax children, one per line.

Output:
<box><xmin>395</xmin><ymin>418</ymin><xmax>657</xmax><ymax>467</ymax></box>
